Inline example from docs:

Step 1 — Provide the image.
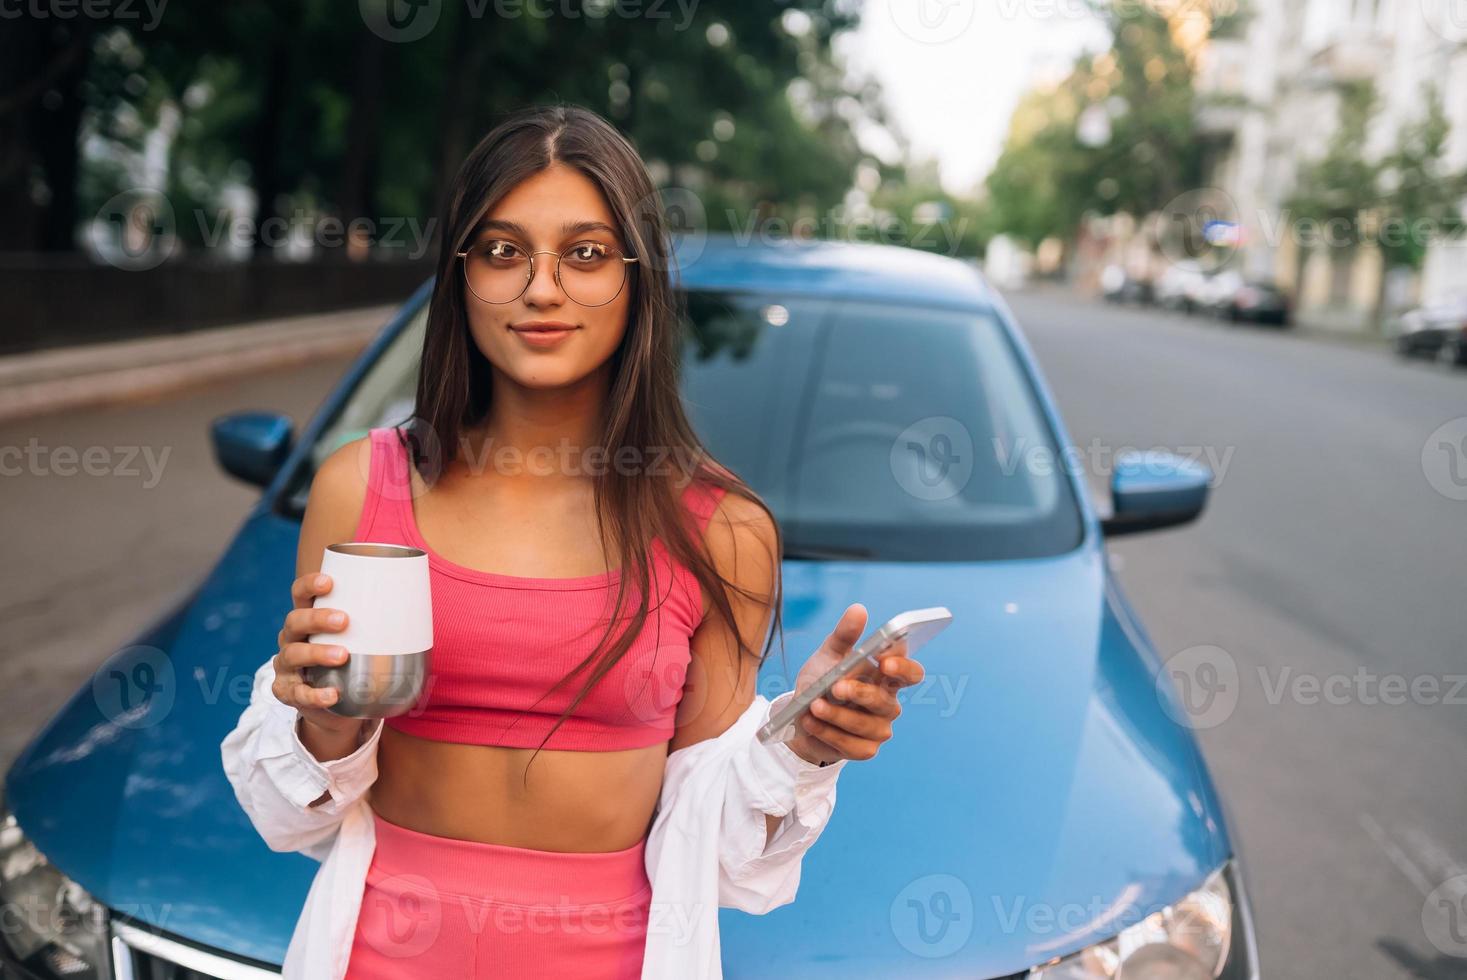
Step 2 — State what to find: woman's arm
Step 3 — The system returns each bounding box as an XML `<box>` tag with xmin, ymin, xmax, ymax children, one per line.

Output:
<box><xmin>219</xmin><ymin>654</ymin><xmax>384</xmax><ymax>861</ymax></box>
<box><xmin>667</xmin><ymin>490</ymin><xmax>789</xmax><ymax>847</ymax></box>
<box><xmin>662</xmin><ymin>491</ymin><xmax>923</xmax><ymax>913</ymax></box>
<box><xmin>219</xmin><ymin>436</ymin><xmax>381</xmax><ymax>861</ymax></box>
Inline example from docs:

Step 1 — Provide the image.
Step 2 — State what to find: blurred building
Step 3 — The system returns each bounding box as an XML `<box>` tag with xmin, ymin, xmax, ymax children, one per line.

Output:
<box><xmin>1195</xmin><ymin>0</ymin><xmax>1467</xmax><ymax>332</ymax></box>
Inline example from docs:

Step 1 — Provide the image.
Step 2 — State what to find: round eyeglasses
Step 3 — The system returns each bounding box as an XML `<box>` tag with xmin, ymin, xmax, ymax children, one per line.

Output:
<box><xmin>455</xmin><ymin>239</ymin><xmax>639</xmax><ymax>307</ymax></box>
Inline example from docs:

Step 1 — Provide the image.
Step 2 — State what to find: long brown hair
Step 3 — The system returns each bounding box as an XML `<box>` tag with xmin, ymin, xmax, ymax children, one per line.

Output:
<box><xmin>397</xmin><ymin>103</ymin><xmax>786</xmax><ymax>776</ymax></box>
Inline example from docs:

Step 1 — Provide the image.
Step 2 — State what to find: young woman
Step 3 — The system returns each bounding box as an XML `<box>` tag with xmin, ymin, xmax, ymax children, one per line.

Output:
<box><xmin>254</xmin><ymin>104</ymin><xmax>924</xmax><ymax>978</ymax></box>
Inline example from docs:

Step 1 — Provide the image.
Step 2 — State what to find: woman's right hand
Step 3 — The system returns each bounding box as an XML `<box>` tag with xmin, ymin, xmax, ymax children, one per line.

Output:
<box><xmin>272</xmin><ymin>572</ymin><xmax>363</xmax><ymax>739</ymax></box>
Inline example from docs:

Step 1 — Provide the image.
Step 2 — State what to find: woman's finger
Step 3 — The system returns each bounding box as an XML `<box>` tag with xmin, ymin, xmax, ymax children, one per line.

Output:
<box><xmin>821</xmin><ymin>603</ymin><xmax>868</xmax><ymax>660</ymax></box>
<box><xmin>808</xmin><ymin>697</ymin><xmax>892</xmax><ymax>741</ymax></box>
<box><xmin>829</xmin><ymin>677</ymin><xmax>901</xmax><ymax>717</ymax></box>
<box><xmin>801</xmin><ymin>714</ymin><xmax>879</xmax><ymax>760</ymax></box>
<box><xmin>878</xmin><ymin>653</ymin><xmax>924</xmax><ymax>688</ymax></box>
<box><xmin>283</xmin><ymin>605</ymin><xmax>349</xmax><ymax>640</ymax></box>
<box><xmin>290</xmin><ymin>572</ymin><xmax>333</xmax><ymax>609</ymax></box>
<box><xmin>277</xmin><ymin>641</ymin><xmax>349</xmax><ymax>672</ymax></box>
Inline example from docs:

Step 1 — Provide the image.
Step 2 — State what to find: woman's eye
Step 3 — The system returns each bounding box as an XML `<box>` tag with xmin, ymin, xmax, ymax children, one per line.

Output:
<box><xmin>484</xmin><ymin>241</ymin><xmax>522</xmax><ymax>260</ymax></box>
<box><xmin>566</xmin><ymin>242</ymin><xmax>612</xmax><ymax>265</ymax></box>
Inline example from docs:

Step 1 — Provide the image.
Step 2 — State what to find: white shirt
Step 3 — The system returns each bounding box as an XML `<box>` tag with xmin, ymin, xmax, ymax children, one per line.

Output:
<box><xmin>219</xmin><ymin>655</ymin><xmax>847</xmax><ymax>979</ymax></box>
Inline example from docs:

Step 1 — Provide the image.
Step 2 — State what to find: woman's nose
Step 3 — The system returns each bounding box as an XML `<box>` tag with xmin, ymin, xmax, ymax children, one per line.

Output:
<box><xmin>522</xmin><ymin>251</ymin><xmax>566</xmax><ymax>305</ymax></box>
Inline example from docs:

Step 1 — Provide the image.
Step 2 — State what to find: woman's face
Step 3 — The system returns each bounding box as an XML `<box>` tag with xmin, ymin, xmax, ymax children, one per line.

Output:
<box><xmin>460</xmin><ymin>163</ymin><xmax>634</xmax><ymax>392</ymax></box>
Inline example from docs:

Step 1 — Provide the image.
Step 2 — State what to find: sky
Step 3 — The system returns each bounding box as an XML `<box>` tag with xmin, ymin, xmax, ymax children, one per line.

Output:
<box><xmin>840</xmin><ymin>0</ymin><xmax>1111</xmax><ymax>197</ymax></box>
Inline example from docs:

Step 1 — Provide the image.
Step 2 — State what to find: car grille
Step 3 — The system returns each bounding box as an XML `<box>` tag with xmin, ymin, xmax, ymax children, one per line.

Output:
<box><xmin>110</xmin><ymin>922</ymin><xmax>279</xmax><ymax>980</ymax></box>
<box><xmin>106</xmin><ymin>919</ymin><xmax>1034</xmax><ymax>979</ymax></box>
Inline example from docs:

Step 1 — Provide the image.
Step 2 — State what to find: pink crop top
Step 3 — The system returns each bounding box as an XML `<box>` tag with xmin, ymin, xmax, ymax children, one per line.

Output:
<box><xmin>351</xmin><ymin>426</ymin><xmax>727</xmax><ymax>751</ymax></box>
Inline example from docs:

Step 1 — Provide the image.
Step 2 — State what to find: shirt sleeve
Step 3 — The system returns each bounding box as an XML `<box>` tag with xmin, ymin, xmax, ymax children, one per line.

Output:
<box><xmin>716</xmin><ymin>691</ymin><xmax>848</xmax><ymax>913</ymax></box>
<box><xmin>219</xmin><ymin>654</ymin><xmax>384</xmax><ymax>860</ymax></box>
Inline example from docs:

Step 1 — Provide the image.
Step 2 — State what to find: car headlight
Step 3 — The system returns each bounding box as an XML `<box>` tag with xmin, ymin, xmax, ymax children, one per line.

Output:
<box><xmin>0</xmin><ymin>805</ymin><xmax>111</xmax><ymax>979</ymax></box>
<box><xmin>1029</xmin><ymin>862</ymin><xmax>1247</xmax><ymax>979</ymax></box>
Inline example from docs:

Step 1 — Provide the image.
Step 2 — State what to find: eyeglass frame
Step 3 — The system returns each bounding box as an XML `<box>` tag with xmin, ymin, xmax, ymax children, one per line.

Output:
<box><xmin>453</xmin><ymin>239</ymin><xmax>640</xmax><ymax>307</ymax></box>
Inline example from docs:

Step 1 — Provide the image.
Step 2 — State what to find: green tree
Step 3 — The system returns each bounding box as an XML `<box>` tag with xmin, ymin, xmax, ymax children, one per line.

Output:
<box><xmin>984</xmin><ymin>0</ymin><xmax>1202</xmax><ymax>249</ymax></box>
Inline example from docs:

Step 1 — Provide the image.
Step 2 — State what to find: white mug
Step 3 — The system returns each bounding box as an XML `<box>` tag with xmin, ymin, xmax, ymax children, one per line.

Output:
<box><xmin>303</xmin><ymin>542</ymin><xmax>433</xmax><ymax>718</ymax></box>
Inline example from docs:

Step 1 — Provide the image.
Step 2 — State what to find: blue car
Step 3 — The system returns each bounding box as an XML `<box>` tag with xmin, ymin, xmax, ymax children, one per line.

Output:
<box><xmin>0</xmin><ymin>233</ymin><xmax>1259</xmax><ymax>979</ymax></box>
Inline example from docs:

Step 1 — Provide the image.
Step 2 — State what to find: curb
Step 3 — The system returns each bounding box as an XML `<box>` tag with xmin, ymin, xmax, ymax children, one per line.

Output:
<box><xmin>0</xmin><ymin>305</ymin><xmax>396</xmax><ymax>424</ymax></box>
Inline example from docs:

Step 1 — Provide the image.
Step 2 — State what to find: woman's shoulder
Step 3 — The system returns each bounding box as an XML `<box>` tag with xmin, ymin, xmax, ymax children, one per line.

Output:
<box><xmin>679</xmin><ymin>468</ymin><xmax>776</xmax><ymax>552</ymax></box>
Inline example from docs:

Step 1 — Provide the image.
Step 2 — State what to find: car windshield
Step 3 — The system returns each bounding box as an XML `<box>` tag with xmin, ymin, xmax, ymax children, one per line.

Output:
<box><xmin>284</xmin><ymin>289</ymin><xmax>1083</xmax><ymax>562</ymax></box>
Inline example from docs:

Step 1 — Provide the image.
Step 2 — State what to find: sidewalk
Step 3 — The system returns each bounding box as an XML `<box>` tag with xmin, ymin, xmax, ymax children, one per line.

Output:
<box><xmin>0</xmin><ymin>305</ymin><xmax>396</xmax><ymax>424</ymax></box>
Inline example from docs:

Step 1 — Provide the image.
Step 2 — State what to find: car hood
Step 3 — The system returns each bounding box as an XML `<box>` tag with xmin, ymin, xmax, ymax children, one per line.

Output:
<box><xmin>4</xmin><ymin>514</ymin><xmax>1229</xmax><ymax>975</ymax></box>
<box><xmin>720</xmin><ymin>545</ymin><xmax>1231</xmax><ymax>977</ymax></box>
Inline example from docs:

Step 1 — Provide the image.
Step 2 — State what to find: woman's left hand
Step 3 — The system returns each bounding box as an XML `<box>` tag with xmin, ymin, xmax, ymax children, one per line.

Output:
<box><xmin>783</xmin><ymin>603</ymin><xmax>925</xmax><ymax>766</ymax></box>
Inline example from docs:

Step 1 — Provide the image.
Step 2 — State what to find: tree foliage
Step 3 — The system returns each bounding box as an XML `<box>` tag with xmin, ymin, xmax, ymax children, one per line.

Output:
<box><xmin>5</xmin><ymin>0</ymin><xmax>899</xmax><ymax>256</ymax></box>
<box><xmin>985</xmin><ymin>0</ymin><xmax>1203</xmax><ymax>248</ymax></box>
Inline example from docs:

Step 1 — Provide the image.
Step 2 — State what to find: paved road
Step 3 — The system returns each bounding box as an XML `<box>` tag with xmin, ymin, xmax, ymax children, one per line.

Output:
<box><xmin>1009</xmin><ymin>288</ymin><xmax>1467</xmax><ymax>980</ymax></box>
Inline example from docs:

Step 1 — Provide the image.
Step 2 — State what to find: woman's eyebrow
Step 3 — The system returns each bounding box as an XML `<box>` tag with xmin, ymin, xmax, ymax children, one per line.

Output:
<box><xmin>472</xmin><ymin>219</ymin><xmax>619</xmax><ymax>241</ymax></box>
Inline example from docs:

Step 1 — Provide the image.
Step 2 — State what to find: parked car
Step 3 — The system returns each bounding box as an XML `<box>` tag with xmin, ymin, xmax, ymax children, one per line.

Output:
<box><xmin>1393</xmin><ymin>295</ymin><xmax>1467</xmax><ymax>365</ymax></box>
<box><xmin>1100</xmin><ymin>264</ymin><xmax>1154</xmax><ymax>305</ymax></box>
<box><xmin>0</xmin><ymin>233</ymin><xmax>1258</xmax><ymax>979</ymax></box>
<box><xmin>1198</xmin><ymin>271</ymin><xmax>1292</xmax><ymax>326</ymax></box>
<box><xmin>1154</xmin><ymin>261</ymin><xmax>1209</xmax><ymax>313</ymax></box>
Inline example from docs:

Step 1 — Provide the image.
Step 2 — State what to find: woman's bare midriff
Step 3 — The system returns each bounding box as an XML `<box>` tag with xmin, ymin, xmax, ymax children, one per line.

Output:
<box><xmin>368</xmin><ymin>725</ymin><xmax>670</xmax><ymax>852</ymax></box>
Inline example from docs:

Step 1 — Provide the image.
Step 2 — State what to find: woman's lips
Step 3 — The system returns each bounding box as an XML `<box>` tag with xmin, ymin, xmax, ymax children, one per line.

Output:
<box><xmin>509</xmin><ymin>323</ymin><xmax>578</xmax><ymax>349</ymax></box>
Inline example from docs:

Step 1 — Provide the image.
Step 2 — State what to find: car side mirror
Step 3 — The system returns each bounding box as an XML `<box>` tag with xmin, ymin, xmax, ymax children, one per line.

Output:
<box><xmin>211</xmin><ymin>411</ymin><xmax>294</xmax><ymax>489</ymax></box>
<box><xmin>1101</xmin><ymin>450</ymin><xmax>1211</xmax><ymax>536</ymax></box>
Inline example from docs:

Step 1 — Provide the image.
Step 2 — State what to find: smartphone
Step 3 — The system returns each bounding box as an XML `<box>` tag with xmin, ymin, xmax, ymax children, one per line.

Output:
<box><xmin>756</xmin><ymin>606</ymin><xmax>953</xmax><ymax>745</ymax></box>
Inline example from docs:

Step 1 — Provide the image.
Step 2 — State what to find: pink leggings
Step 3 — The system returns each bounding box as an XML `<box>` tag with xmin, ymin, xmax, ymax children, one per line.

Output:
<box><xmin>344</xmin><ymin>808</ymin><xmax>651</xmax><ymax>979</ymax></box>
